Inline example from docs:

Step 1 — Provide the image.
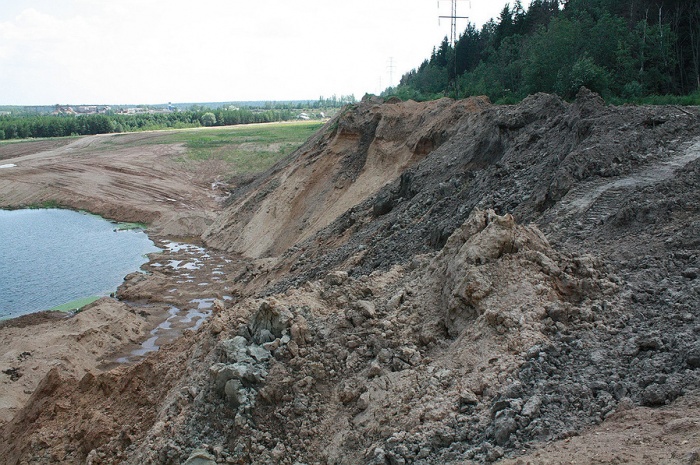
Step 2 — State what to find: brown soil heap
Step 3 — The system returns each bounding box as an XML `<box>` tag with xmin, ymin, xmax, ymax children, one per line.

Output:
<box><xmin>0</xmin><ymin>90</ymin><xmax>699</xmax><ymax>464</ymax></box>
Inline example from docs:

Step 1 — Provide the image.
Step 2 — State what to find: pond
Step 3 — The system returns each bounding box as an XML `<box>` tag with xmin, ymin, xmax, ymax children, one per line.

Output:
<box><xmin>0</xmin><ymin>209</ymin><xmax>160</xmax><ymax>320</ymax></box>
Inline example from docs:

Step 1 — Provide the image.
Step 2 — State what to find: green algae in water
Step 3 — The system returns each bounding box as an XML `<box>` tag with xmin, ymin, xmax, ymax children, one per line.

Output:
<box><xmin>114</xmin><ymin>222</ymin><xmax>148</xmax><ymax>231</ymax></box>
<box><xmin>50</xmin><ymin>296</ymin><xmax>101</xmax><ymax>312</ymax></box>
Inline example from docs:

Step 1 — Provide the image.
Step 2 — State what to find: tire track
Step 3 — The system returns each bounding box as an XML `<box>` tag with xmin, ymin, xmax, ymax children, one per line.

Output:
<box><xmin>544</xmin><ymin>139</ymin><xmax>700</xmax><ymax>232</ymax></box>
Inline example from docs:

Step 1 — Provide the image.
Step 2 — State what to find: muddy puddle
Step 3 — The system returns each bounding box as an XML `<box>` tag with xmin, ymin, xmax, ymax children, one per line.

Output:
<box><xmin>115</xmin><ymin>298</ymin><xmax>219</xmax><ymax>363</ymax></box>
<box><xmin>110</xmin><ymin>239</ymin><xmax>239</xmax><ymax>365</ymax></box>
<box><xmin>149</xmin><ymin>240</ymin><xmax>234</xmax><ymax>289</ymax></box>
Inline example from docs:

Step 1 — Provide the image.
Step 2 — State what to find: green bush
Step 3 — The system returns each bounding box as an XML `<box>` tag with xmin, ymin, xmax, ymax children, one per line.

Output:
<box><xmin>555</xmin><ymin>55</ymin><xmax>611</xmax><ymax>99</ymax></box>
<box><xmin>200</xmin><ymin>112</ymin><xmax>217</xmax><ymax>127</ymax></box>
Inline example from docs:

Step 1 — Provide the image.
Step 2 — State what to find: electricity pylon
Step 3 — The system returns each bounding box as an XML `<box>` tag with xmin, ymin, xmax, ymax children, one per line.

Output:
<box><xmin>439</xmin><ymin>0</ymin><xmax>470</xmax><ymax>98</ymax></box>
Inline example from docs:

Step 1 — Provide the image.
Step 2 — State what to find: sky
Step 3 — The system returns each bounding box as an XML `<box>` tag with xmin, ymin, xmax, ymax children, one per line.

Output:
<box><xmin>0</xmin><ymin>0</ymin><xmax>508</xmax><ymax>105</ymax></box>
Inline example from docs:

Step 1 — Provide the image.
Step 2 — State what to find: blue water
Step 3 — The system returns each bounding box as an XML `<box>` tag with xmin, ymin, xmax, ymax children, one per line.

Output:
<box><xmin>0</xmin><ymin>209</ymin><xmax>160</xmax><ymax>319</ymax></box>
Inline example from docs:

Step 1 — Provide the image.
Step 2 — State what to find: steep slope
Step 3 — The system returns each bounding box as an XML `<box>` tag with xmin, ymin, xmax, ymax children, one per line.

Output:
<box><xmin>1</xmin><ymin>91</ymin><xmax>699</xmax><ymax>464</ymax></box>
<box><xmin>258</xmin><ymin>89</ymin><xmax>700</xmax><ymax>290</ymax></box>
<box><xmin>203</xmin><ymin>97</ymin><xmax>490</xmax><ymax>259</ymax></box>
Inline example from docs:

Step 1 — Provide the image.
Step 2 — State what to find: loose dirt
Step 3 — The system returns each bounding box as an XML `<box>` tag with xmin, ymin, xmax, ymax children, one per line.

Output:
<box><xmin>0</xmin><ymin>91</ymin><xmax>699</xmax><ymax>464</ymax></box>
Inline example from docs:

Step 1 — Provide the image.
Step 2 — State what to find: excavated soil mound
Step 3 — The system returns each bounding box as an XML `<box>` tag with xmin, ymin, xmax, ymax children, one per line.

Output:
<box><xmin>204</xmin><ymin>97</ymin><xmax>490</xmax><ymax>260</ymax></box>
<box><xmin>1</xmin><ymin>90</ymin><xmax>699</xmax><ymax>464</ymax></box>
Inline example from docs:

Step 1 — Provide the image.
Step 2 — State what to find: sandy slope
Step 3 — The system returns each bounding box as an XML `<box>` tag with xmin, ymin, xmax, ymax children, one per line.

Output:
<box><xmin>0</xmin><ymin>299</ymin><xmax>148</xmax><ymax>425</ymax></box>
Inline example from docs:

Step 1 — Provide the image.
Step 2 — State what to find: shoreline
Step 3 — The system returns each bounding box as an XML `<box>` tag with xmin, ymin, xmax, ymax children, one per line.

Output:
<box><xmin>0</xmin><ymin>207</ymin><xmax>161</xmax><ymax>322</ymax></box>
<box><xmin>0</xmin><ymin>131</ymin><xmax>223</xmax><ymax>237</ymax></box>
<box><xmin>0</xmin><ymin>128</ymin><xmax>231</xmax><ymax>425</ymax></box>
<box><xmin>0</xmin><ymin>229</ymin><xmax>240</xmax><ymax>426</ymax></box>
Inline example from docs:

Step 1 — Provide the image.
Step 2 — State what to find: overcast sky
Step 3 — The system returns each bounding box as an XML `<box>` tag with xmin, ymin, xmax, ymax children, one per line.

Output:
<box><xmin>0</xmin><ymin>0</ymin><xmax>508</xmax><ymax>105</ymax></box>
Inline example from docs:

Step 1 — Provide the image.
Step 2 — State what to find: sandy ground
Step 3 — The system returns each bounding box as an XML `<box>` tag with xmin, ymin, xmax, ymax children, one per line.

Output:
<box><xmin>0</xmin><ymin>299</ymin><xmax>148</xmax><ymax>425</ymax></box>
<box><xmin>0</xmin><ymin>132</ymin><xmax>238</xmax><ymax>428</ymax></box>
<box><xmin>1</xmin><ymin>100</ymin><xmax>699</xmax><ymax>464</ymax></box>
<box><xmin>0</xmin><ymin>234</ymin><xmax>245</xmax><ymax>430</ymax></box>
<box><xmin>0</xmin><ymin>131</ymin><xmax>226</xmax><ymax>237</ymax></box>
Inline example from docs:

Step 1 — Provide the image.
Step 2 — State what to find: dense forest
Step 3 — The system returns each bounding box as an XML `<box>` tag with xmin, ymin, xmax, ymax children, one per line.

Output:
<box><xmin>390</xmin><ymin>0</ymin><xmax>700</xmax><ymax>103</ymax></box>
<box><xmin>0</xmin><ymin>96</ymin><xmax>356</xmax><ymax>141</ymax></box>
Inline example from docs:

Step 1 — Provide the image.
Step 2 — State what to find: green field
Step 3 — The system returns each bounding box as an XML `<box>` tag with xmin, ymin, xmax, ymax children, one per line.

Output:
<box><xmin>108</xmin><ymin>121</ymin><xmax>325</xmax><ymax>175</ymax></box>
<box><xmin>174</xmin><ymin>121</ymin><xmax>324</xmax><ymax>173</ymax></box>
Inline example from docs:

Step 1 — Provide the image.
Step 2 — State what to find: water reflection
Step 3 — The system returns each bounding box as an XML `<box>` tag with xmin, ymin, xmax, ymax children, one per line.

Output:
<box><xmin>115</xmin><ymin>298</ymin><xmax>215</xmax><ymax>363</ymax></box>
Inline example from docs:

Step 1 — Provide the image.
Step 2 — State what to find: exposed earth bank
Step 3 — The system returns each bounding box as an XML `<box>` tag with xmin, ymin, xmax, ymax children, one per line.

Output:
<box><xmin>1</xmin><ymin>90</ymin><xmax>699</xmax><ymax>464</ymax></box>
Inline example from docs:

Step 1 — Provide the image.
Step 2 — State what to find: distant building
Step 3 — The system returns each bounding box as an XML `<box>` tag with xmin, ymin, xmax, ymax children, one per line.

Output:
<box><xmin>51</xmin><ymin>105</ymin><xmax>110</xmax><ymax>115</ymax></box>
<box><xmin>53</xmin><ymin>105</ymin><xmax>76</xmax><ymax>115</ymax></box>
<box><xmin>119</xmin><ymin>107</ymin><xmax>149</xmax><ymax>115</ymax></box>
<box><xmin>76</xmin><ymin>106</ymin><xmax>98</xmax><ymax>114</ymax></box>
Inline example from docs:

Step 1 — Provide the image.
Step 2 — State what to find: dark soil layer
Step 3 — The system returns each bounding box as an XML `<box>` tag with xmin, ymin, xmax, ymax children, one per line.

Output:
<box><xmin>2</xmin><ymin>90</ymin><xmax>698</xmax><ymax>465</ymax></box>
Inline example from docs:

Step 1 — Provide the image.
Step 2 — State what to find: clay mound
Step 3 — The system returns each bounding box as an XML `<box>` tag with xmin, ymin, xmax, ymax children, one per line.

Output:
<box><xmin>260</xmin><ymin>90</ymin><xmax>700</xmax><ymax>294</ymax></box>
<box><xmin>433</xmin><ymin>209</ymin><xmax>559</xmax><ymax>340</ymax></box>
<box><xmin>203</xmin><ymin>96</ymin><xmax>491</xmax><ymax>258</ymax></box>
<box><xmin>81</xmin><ymin>210</ymin><xmax>614</xmax><ymax>464</ymax></box>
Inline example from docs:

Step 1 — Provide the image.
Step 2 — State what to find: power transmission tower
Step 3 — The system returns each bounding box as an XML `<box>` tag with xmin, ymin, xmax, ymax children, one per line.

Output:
<box><xmin>438</xmin><ymin>0</ymin><xmax>470</xmax><ymax>98</ymax></box>
<box><xmin>387</xmin><ymin>57</ymin><xmax>396</xmax><ymax>89</ymax></box>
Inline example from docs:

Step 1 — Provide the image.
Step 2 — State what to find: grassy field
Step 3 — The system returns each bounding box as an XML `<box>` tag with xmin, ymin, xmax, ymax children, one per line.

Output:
<box><xmin>3</xmin><ymin>120</ymin><xmax>325</xmax><ymax>179</ymax></box>
<box><xmin>160</xmin><ymin>121</ymin><xmax>324</xmax><ymax>174</ymax></box>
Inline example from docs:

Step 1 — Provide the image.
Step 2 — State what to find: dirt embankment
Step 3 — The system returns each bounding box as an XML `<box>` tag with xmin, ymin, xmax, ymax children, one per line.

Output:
<box><xmin>203</xmin><ymin>97</ymin><xmax>489</xmax><ymax>260</ymax></box>
<box><xmin>0</xmin><ymin>299</ymin><xmax>149</xmax><ymax>425</ymax></box>
<box><xmin>1</xmin><ymin>91</ymin><xmax>699</xmax><ymax>464</ymax></box>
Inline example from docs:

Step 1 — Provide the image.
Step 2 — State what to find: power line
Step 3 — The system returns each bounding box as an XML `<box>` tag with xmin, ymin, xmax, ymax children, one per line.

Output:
<box><xmin>438</xmin><ymin>0</ymin><xmax>470</xmax><ymax>98</ymax></box>
<box><xmin>387</xmin><ymin>57</ymin><xmax>396</xmax><ymax>88</ymax></box>
<box><xmin>438</xmin><ymin>0</ymin><xmax>470</xmax><ymax>49</ymax></box>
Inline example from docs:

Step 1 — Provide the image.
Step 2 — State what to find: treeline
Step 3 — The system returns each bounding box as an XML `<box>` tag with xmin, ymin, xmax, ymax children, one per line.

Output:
<box><xmin>0</xmin><ymin>108</ymin><xmax>303</xmax><ymax>141</ymax></box>
<box><xmin>0</xmin><ymin>96</ymin><xmax>357</xmax><ymax>141</ymax></box>
<box><xmin>390</xmin><ymin>0</ymin><xmax>700</xmax><ymax>103</ymax></box>
<box><xmin>182</xmin><ymin>95</ymin><xmax>356</xmax><ymax>112</ymax></box>
<box><xmin>0</xmin><ymin>95</ymin><xmax>357</xmax><ymax>117</ymax></box>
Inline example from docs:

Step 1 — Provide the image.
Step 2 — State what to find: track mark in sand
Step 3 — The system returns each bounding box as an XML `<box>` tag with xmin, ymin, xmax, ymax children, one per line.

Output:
<box><xmin>103</xmin><ymin>178</ymin><xmax>186</xmax><ymax>204</ymax></box>
<box><xmin>47</xmin><ymin>165</ymin><xmax>87</xmax><ymax>174</ymax></box>
<box><xmin>551</xmin><ymin>139</ymin><xmax>700</xmax><ymax>226</ymax></box>
<box><xmin>101</xmin><ymin>164</ymin><xmax>161</xmax><ymax>178</ymax></box>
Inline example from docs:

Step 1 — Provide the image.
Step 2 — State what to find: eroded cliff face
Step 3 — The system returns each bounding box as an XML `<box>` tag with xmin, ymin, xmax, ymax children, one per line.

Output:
<box><xmin>2</xmin><ymin>91</ymin><xmax>700</xmax><ymax>464</ymax></box>
<box><xmin>202</xmin><ymin>97</ymin><xmax>490</xmax><ymax>260</ymax></box>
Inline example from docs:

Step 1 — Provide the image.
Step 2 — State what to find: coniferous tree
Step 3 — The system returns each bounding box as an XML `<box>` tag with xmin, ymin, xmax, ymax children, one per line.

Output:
<box><xmin>390</xmin><ymin>0</ymin><xmax>700</xmax><ymax>102</ymax></box>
